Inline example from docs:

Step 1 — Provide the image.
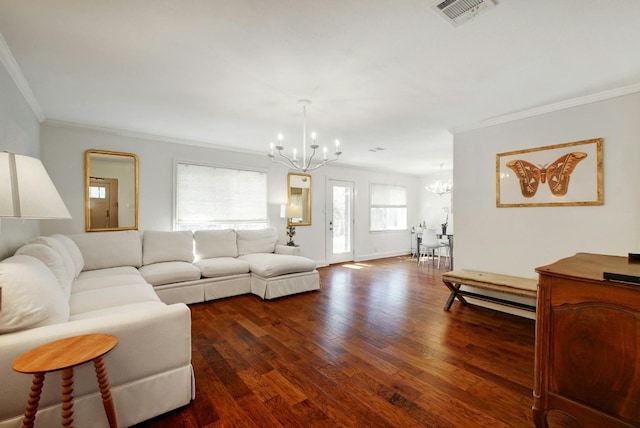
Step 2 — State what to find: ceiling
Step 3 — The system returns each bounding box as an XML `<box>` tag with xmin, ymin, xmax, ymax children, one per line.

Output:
<box><xmin>1</xmin><ymin>0</ymin><xmax>640</xmax><ymax>176</ymax></box>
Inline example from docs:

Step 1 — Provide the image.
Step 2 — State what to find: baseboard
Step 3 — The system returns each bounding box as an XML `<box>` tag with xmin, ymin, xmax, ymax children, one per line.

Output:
<box><xmin>314</xmin><ymin>250</ymin><xmax>411</xmax><ymax>267</ymax></box>
<box><xmin>355</xmin><ymin>250</ymin><xmax>410</xmax><ymax>262</ymax></box>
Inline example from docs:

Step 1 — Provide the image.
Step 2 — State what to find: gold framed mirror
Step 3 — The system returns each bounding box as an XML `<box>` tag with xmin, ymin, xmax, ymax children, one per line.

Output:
<box><xmin>287</xmin><ymin>173</ymin><xmax>312</xmax><ymax>226</ymax></box>
<box><xmin>85</xmin><ymin>149</ymin><xmax>139</xmax><ymax>232</ymax></box>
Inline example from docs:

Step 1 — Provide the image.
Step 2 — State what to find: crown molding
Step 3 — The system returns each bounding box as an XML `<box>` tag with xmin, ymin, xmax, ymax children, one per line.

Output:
<box><xmin>43</xmin><ymin>119</ymin><xmax>264</xmax><ymax>156</ymax></box>
<box><xmin>43</xmin><ymin>119</ymin><xmax>414</xmax><ymax>176</ymax></box>
<box><xmin>451</xmin><ymin>82</ymin><xmax>640</xmax><ymax>134</ymax></box>
<box><xmin>0</xmin><ymin>32</ymin><xmax>45</xmax><ymax>122</ymax></box>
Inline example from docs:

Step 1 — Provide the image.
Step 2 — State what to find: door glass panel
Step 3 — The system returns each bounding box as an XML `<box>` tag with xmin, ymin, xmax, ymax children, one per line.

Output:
<box><xmin>328</xmin><ymin>179</ymin><xmax>354</xmax><ymax>264</ymax></box>
<box><xmin>332</xmin><ymin>186</ymin><xmax>351</xmax><ymax>254</ymax></box>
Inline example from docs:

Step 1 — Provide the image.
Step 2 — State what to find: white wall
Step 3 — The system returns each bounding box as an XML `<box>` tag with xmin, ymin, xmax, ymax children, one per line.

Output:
<box><xmin>40</xmin><ymin>123</ymin><xmax>419</xmax><ymax>265</ymax></box>
<box><xmin>0</xmin><ymin>62</ymin><xmax>42</xmax><ymax>259</ymax></box>
<box><xmin>454</xmin><ymin>92</ymin><xmax>640</xmax><ymax>279</ymax></box>
<box><xmin>301</xmin><ymin>164</ymin><xmax>419</xmax><ymax>264</ymax></box>
<box><xmin>418</xmin><ymin>173</ymin><xmax>452</xmax><ymax>231</ymax></box>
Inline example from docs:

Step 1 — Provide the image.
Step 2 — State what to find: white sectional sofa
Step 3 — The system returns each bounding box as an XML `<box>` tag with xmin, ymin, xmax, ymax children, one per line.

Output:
<box><xmin>0</xmin><ymin>228</ymin><xmax>318</xmax><ymax>427</ymax></box>
<box><xmin>126</xmin><ymin>227</ymin><xmax>318</xmax><ymax>304</ymax></box>
<box><xmin>0</xmin><ymin>235</ymin><xmax>193</xmax><ymax>428</ymax></box>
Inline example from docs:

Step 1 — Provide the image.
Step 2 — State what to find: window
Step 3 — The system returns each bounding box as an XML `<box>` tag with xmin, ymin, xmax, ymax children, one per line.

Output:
<box><xmin>89</xmin><ymin>186</ymin><xmax>106</xmax><ymax>199</ymax></box>
<box><xmin>175</xmin><ymin>162</ymin><xmax>268</xmax><ymax>231</ymax></box>
<box><xmin>370</xmin><ymin>183</ymin><xmax>407</xmax><ymax>231</ymax></box>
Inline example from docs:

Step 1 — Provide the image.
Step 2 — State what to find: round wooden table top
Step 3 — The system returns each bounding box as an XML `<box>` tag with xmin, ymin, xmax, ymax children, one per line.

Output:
<box><xmin>12</xmin><ymin>334</ymin><xmax>118</xmax><ymax>374</ymax></box>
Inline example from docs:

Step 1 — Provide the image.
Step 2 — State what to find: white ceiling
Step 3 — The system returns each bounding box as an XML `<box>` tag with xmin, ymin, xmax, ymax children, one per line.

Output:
<box><xmin>1</xmin><ymin>0</ymin><xmax>640</xmax><ymax>175</ymax></box>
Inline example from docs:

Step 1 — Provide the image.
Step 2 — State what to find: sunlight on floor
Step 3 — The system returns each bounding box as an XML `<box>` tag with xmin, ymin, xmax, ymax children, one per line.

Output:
<box><xmin>341</xmin><ymin>262</ymin><xmax>373</xmax><ymax>269</ymax></box>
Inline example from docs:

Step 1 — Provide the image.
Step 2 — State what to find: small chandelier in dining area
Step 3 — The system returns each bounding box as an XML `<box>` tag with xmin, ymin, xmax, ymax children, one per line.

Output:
<box><xmin>426</xmin><ymin>163</ymin><xmax>453</xmax><ymax>196</ymax></box>
<box><xmin>268</xmin><ymin>99</ymin><xmax>342</xmax><ymax>173</ymax></box>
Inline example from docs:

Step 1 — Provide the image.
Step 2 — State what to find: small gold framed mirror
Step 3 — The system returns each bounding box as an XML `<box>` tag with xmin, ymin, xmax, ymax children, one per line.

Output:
<box><xmin>287</xmin><ymin>173</ymin><xmax>312</xmax><ymax>226</ymax></box>
<box><xmin>85</xmin><ymin>149</ymin><xmax>139</xmax><ymax>232</ymax></box>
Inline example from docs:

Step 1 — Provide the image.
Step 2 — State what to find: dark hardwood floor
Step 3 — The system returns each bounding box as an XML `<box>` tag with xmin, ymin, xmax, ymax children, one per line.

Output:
<box><xmin>135</xmin><ymin>256</ymin><xmax>536</xmax><ymax>427</ymax></box>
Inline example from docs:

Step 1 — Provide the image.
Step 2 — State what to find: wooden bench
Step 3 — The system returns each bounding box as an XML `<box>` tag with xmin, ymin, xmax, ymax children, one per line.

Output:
<box><xmin>441</xmin><ymin>270</ymin><xmax>537</xmax><ymax>312</ymax></box>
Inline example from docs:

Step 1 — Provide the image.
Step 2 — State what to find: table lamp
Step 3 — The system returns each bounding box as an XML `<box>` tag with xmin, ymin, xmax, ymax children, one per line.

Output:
<box><xmin>285</xmin><ymin>204</ymin><xmax>303</xmax><ymax>246</ymax></box>
<box><xmin>0</xmin><ymin>152</ymin><xmax>71</xmax><ymax>219</ymax></box>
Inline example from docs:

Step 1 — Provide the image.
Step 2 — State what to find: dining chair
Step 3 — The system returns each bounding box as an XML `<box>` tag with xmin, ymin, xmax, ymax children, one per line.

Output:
<box><xmin>418</xmin><ymin>229</ymin><xmax>448</xmax><ymax>269</ymax></box>
<box><xmin>438</xmin><ymin>238</ymin><xmax>451</xmax><ymax>269</ymax></box>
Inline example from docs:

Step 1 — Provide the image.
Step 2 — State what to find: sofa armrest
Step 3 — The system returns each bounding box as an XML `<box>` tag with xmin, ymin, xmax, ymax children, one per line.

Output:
<box><xmin>275</xmin><ymin>244</ymin><xmax>301</xmax><ymax>256</ymax></box>
<box><xmin>0</xmin><ymin>304</ymin><xmax>191</xmax><ymax>420</ymax></box>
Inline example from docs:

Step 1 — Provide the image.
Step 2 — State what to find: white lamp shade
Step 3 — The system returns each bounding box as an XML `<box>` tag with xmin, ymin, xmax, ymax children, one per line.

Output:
<box><xmin>0</xmin><ymin>152</ymin><xmax>71</xmax><ymax>219</ymax></box>
<box><xmin>285</xmin><ymin>204</ymin><xmax>303</xmax><ymax>219</ymax></box>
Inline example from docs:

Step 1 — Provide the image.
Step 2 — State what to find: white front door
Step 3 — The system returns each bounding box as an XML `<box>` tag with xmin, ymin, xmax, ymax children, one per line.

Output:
<box><xmin>327</xmin><ymin>180</ymin><xmax>354</xmax><ymax>264</ymax></box>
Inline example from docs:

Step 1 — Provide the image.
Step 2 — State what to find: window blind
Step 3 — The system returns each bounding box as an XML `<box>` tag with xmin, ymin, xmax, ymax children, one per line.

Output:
<box><xmin>175</xmin><ymin>162</ymin><xmax>268</xmax><ymax>230</ymax></box>
<box><xmin>370</xmin><ymin>183</ymin><xmax>407</xmax><ymax>231</ymax></box>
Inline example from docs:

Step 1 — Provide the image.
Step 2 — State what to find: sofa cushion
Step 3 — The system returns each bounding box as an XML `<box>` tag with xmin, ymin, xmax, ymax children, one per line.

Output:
<box><xmin>72</xmin><ymin>273</ymin><xmax>148</xmax><ymax>294</ymax></box>
<box><xmin>0</xmin><ymin>255</ymin><xmax>70</xmax><ymax>334</ymax></box>
<box><xmin>75</xmin><ymin>266</ymin><xmax>141</xmax><ymax>279</ymax></box>
<box><xmin>239</xmin><ymin>253</ymin><xmax>316</xmax><ymax>278</ymax></box>
<box><xmin>51</xmin><ymin>234</ymin><xmax>84</xmax><ymax>276</ymax></box>
<box><xmin>143</xmin><ymin>230</ymin><xmax>194</xmax><ymax>265</ymax></box>
<box><xmin>237</xmin><ymin>228</ymin><xmax>278</xmax><ymax>255</ymax></box>
<box><xmin>69</xmin><ymin>283</ymin><xmax>160</xmax><ymax>316</ymax></box>
<box><xmin>69</xmin><ymin>301</ymin><xmax>167</xmax><ymax>321</ymax></box>
<box><xmin>194</xmin><ymin>229</ymin><xmax>238</xmax><ymax>259</ymax></box>
<box><xmin>15</xmin><ymin>243</ymin><xmax>73</xmax><ymax>298</ymax></box>
<box><xmin>139</xmin><ymin>261</ymin><xmax>202</xmax><ymax>286</ymax></box>
<box><xmin>194</xmin><ymin>257</ymin><xmax>250</xmax><ymax>278</ymax></box>
<box><xmin>70</xmin><ymin>230</ymin><xmax>142</xmax><ymax>270</ymax></box>
<box><xmin>28</xmin><ymin>236</ymin><xmax>76</xmax><ymax>280</ymax></box>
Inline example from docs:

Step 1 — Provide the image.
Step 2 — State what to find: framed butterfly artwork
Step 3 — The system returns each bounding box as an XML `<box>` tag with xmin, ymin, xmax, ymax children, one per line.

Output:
<box><xmin>496</xmin><ymin>138</ymin><xmax>603</xmax><ymax>207</ymax></box>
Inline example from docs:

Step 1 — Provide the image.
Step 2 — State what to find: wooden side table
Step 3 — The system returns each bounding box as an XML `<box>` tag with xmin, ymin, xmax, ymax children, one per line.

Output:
<box><xmin>12</xmin><ymin>333</ymin><xmax>119</xmax><ymax>428</ymax></box>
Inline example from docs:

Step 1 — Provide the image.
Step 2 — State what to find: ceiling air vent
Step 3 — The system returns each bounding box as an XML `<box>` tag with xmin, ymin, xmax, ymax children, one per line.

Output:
<box><xmin>431</xmin><ymin>0</ymin><xmax>495</xmax><ymax>27</ymax></box>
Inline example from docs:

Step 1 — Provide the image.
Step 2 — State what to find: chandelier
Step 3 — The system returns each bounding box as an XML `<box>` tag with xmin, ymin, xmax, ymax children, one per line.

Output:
<box><xmin>426</xmin><ymin>163</ymin><xmax>453</xmax><ymax>196</ymax></box>
<box><xmin>268</xmin><ymin>99</ymin><xmax>342</xmax><ymax>173</ymax></box>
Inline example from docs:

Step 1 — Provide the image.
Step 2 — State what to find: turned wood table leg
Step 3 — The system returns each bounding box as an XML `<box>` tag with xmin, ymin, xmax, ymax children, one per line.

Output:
<box><xmin>13</xmin><ymin>334</ymin><xmax>119</xmax><ymax>428</ymax></box>
<box><xmin>21</xmin><ymin>373</ymin><xmax>45</xmax><ymax>428</ymax></box>
<box><xmin>94</xmin><ymin>356</ymin><xmax>118</xmax><ymax>428</ymax></box>
<box><xmin>61</xmin><ymin>367</ymin><xmax>74</xmax><ymax>427</ymax></box>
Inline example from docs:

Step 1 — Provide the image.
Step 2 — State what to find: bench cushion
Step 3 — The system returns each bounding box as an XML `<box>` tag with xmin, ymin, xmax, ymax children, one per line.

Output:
<box><xmin>442</xmin><ymin>270</ymin><xmax>537</xmax><ymax>297</ymax></box>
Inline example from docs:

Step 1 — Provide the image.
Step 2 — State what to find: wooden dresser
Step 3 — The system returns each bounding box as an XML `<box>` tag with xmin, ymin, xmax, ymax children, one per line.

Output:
<box><xmin>533</xmin><ymin>253</ymin><xmax>640</xmax><ymax>427</ymax></box>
